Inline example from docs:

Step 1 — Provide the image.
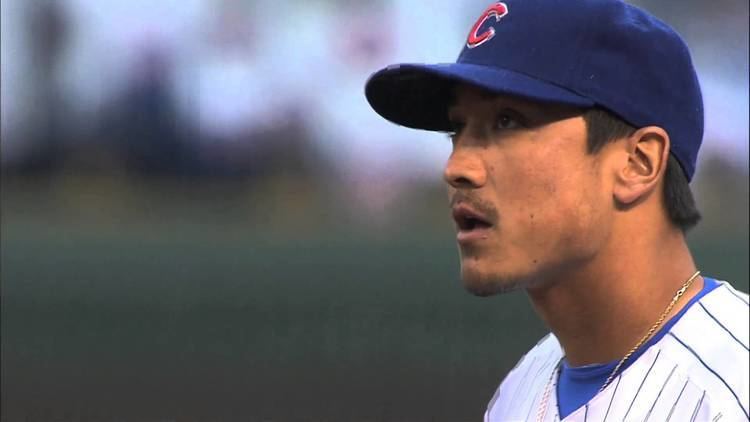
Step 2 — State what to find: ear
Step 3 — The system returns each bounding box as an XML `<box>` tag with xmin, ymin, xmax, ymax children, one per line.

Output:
<box><xmin>613</xmin><ymin>126</ymin><xmax>670</xmax><ymax>206</ymax></box>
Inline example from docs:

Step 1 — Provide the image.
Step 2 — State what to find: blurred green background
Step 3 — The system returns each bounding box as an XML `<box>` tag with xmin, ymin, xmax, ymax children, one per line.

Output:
<box><xmin>2</xmin><ymin>163</ymin><xmax>747</xmax><ymax>421</ymax></box>
<box><xmin>1</xmin><ymin>0</ymin><xmax>748</xmax><ymax>421</ymax></box>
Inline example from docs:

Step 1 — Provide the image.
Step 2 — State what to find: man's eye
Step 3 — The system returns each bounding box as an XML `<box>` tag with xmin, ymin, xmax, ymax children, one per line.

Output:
<box><xmin>495</xmin><ymin>114</ymin><xmax>522</xmax><ymax>130</ymax></box>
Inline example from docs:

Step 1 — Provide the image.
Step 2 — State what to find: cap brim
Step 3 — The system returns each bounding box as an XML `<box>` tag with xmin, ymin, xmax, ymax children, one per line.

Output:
<box><xmin>365</xmin><ymin>62</ymin><xmax>595</xmax><ymax>132</ymax></box>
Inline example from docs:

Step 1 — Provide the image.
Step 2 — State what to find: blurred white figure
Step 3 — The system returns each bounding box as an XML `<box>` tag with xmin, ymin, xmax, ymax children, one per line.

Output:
<box><xmin>177</xmin><ymin>1</ymin><xmax>274</xmax><ymax>141</ymax></box>
<box><xmin>1</xmin><ymin>0</ymin><xmax>31</xmax><ymax>163</ymax></box>
<box><xmin>307</xmin><ymin>1</ymin><xmax>461</xmax><ymax>223</ymax></box>
<box><xmin>698</xmin><ymin>69</ymin><xmax>749</xmax><ymax>168</ymax></box>
<box><xmin>171</xmin><ymin>0</ymin><xmax>318</xmax><ymax>176</ymax></box>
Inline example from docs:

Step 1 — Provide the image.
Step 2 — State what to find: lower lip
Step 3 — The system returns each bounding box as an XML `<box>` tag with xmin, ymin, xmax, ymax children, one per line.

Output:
<box><xmin>457</xmin><ymin>226</ymin><xmax>493</xmax><ymax>244</ymax></box>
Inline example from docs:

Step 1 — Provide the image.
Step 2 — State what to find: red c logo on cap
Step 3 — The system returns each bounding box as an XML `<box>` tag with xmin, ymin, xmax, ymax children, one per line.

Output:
<box><xmin>467</xmin><ymin>2</ymin><xmax>509</xmax><ymax>49</ymax></box>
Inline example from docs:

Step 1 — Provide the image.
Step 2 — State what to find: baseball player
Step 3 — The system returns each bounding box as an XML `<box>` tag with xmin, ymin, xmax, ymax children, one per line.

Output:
<box><xmin>364</xmin><ymin>0</ymin><xmax>749</xmax><ymax>421</ymax></box>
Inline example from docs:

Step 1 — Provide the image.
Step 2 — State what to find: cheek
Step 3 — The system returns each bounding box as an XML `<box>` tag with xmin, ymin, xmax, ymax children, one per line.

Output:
<box><xmin>536</xmin><ymin>164</ymin><xmax>609</xmax><ymax>253</ymax></box>
<box><xmin>494</xmin><ymin>151</ymin><xmax>602</xmax><ymax>244</ymax></box>
<box><xmin>499</xmin><ymin>154</ymin><xmax>568</xmax><ymax>213</ymax></box>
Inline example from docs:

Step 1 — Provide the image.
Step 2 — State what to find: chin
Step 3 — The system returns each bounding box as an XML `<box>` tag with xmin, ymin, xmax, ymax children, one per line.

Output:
<box><xmin>460</xmin><ymin>263</ymin><xmax>530</xmax><ymax>297</ymax></box>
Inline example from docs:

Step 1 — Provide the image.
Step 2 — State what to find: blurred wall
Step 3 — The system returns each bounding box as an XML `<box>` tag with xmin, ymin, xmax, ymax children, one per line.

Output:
<box><xmin>1</xmin><ymin>0</ymin><xmax>748</xmax><ymax>421</ymax></box>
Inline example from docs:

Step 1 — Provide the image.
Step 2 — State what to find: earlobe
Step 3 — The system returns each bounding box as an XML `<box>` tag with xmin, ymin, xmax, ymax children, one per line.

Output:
<box><xmin>613</xmin><ymin>127</ymin><xmax>669</xmax><ymax>206</ymax></box>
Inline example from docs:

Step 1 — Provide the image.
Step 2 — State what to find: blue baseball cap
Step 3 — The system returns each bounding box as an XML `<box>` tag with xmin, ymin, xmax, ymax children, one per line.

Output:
<box><xmin>365</xmin><ymin>0</ymin><xmax>704</xmax><ymax>181</ymax></box>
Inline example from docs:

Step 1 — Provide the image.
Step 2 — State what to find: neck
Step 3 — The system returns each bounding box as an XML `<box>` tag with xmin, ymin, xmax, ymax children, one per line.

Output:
<box><xmin>525</xmin><ymin>224</ymin><xmax>702</xmax><ymax>367</ymax></box>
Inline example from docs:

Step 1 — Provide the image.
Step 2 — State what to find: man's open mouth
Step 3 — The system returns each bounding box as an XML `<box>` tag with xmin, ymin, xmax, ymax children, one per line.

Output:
<box><xmin>452</xmin><ymin>204</ymin><xmax>493</xmax><ymax>232</ymax></box>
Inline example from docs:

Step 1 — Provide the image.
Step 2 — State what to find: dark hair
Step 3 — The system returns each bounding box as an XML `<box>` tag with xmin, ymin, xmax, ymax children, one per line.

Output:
<box><xmin>582</xmin><ymin>108</ymin><xmax>701</xmax><ymax>232</ymax></box>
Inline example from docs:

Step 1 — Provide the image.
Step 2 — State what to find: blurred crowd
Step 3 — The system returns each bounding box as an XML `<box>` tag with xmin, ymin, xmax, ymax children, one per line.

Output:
<box><xmin>1</xmin><ymin>0</ymin><xmax>747</xmax><ymax>191</ymax></box>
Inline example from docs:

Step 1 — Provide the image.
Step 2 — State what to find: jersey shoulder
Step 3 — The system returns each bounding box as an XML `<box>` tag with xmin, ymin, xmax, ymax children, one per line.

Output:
<box><xmin>563</xmin><ymin>281</ymin><xmax>748</xmax><ymax>422</ymax></box>
<box><xmin>657</xmin><ymin>280</ymin><xmax>749</xmax><ymax>419</ymax></box>
<box><xmin>485</xmin><ymin>333</ymin><xmax>563</xmax><ymax>421</ymax></box>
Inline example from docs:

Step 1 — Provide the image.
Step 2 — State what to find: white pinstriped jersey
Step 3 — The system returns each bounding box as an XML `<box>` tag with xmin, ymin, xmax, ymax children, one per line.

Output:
<box><xmin>485</xmin><ymin>281</ymin><xmax>749</xmax><ymax>422</ymax></box>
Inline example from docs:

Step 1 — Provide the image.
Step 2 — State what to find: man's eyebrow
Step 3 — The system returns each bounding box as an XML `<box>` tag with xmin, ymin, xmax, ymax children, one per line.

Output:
<box><xmin>449</xmin><ymin>87</ymin><xmax>502</xmax><ymax>104</ymax></box>
<box><xmin>479</xmin><ymin>90</ymin><xmax>500</xmax><ymax>100</ymax></box>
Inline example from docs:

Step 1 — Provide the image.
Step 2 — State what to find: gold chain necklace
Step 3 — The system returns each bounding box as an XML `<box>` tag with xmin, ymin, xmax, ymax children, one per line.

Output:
<box><xmin>535</xmin><ymin>270</ymin><xmax>701</xmax><ymax>422</ymax></box>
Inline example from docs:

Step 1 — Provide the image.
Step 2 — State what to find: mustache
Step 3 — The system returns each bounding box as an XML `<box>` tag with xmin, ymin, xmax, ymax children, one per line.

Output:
<box><xmin>450</xmin><ymin>191</ymin><xmax>499</xmax><ymax>223</ymax></box>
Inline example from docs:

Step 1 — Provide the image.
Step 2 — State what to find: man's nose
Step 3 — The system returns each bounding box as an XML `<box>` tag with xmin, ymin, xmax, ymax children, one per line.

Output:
<box><xmin>443</xmin><ymin>148</ymin><xmax>487</xmax><ymax>189</ymax></box>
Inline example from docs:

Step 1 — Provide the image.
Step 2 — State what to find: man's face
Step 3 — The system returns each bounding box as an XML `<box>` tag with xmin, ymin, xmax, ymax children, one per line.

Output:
<box><xmin>445</xmin><ymin>84</ymin><xmax>613</xmax><ymax>296</ymax></box>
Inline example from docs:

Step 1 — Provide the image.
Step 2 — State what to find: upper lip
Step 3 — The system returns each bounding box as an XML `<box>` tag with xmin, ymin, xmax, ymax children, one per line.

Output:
<box><xmin>452</xmin><ymin>203</ymin><xmax>493</xmax><ymax>231</ymax></box>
